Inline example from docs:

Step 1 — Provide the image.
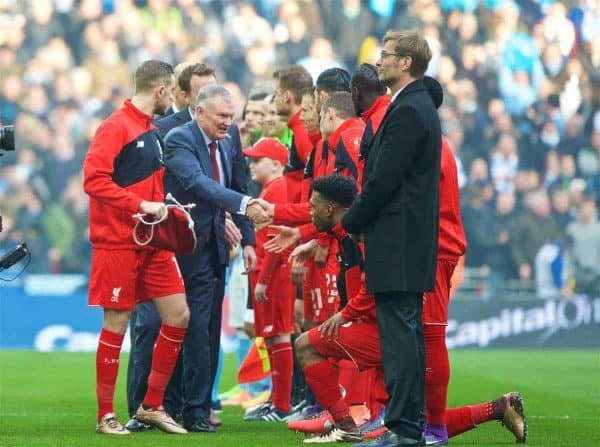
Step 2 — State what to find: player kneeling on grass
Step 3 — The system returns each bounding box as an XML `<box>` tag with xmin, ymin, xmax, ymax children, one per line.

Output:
<box><xmin>294</xmin><ymin>175</ymin><xmax>376</xmax><ymax>443</ymax></box>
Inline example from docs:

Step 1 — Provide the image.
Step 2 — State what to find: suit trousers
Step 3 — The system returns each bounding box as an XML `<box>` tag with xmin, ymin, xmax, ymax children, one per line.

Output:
<box><xmin>126</xmin><ymin>239</ymin><xmax>225</xmax><ymax>424</ymax></box>
<box><xmin>375</xmin><ymin>291</ymin><xmax>426</xmax><ymax>440</ymax></box>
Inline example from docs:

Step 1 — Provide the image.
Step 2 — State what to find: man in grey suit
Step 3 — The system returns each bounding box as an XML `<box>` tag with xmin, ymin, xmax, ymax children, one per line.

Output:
<box><xmin>343</xmin><ymin>31</ymin><xmax>441</xmax><ymax>447</ymax></box>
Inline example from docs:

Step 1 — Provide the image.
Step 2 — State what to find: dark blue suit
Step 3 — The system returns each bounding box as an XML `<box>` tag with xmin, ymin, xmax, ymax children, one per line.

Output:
<box><xmin>165</xmin><ymin>120</ymin><xmax>252</xmax><ymax>426</ymax></box>
<box><xmin>126</xmin><ymin>110</ymin><xmax>253</xmax><ymax>424</ymax></box>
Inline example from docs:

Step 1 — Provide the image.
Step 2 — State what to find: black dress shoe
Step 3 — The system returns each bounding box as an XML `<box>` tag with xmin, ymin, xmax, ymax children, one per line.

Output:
<box><xmin>184</xmin><ymin>419</ymin><xmax>216</xmax><ymax>433</ymax></box>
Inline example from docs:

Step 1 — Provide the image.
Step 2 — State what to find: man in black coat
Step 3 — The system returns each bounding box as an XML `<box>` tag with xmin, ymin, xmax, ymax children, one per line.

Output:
<box><xmin>342</xmin><ymin>31</ymin><xmax>441</xmax><ymax>447</ymax></box>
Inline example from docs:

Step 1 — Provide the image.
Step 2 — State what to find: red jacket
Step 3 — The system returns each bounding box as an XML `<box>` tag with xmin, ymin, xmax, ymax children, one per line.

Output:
<box><xmin>331</xmin><ymin>118</ymin><xmax>365</xmax><ymax>184</ymax></box>
<box><xmin>275</xmin><ymin>118</ymin><xmax>365</xmax><ymax>226</ymax></box>
<box><xmin>358</xmin><ymin>94</ymin><xmax>391</xmax><ymax>184</ymax></box>
<box><xmin>255</xmin><ymin>176</ymin><xmax>291</xmax><ymax>284</ymax></box>
<box><xmin>438</xmin><ymin>136</ymin><xmax>467</xmax><ymax>261</ymax></box>
<box><xmin>284</xmin><ymin>110</ymin><xmax>314</xmax><ymax>203</ymax></box>
<box><xmin>83</xmin><ymin>100</ymin><xmax>165</xmax><ymax>249</ymax></box>
<box><xmin>330</xmin><ymin>224</ymin><xmax>376</xmax><ymax>323</ymax></box>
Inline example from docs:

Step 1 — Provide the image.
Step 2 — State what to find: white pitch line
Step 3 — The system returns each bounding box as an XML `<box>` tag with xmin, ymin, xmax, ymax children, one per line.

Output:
<box><xmin>0</xmin><ymin>413</ymin><xmax>80</xmax><ymax>417</ymax></box>
<box><xmin>528</xmin><ymin>415</ymin><xmax>600</xmax><ymax>420</ymax></box>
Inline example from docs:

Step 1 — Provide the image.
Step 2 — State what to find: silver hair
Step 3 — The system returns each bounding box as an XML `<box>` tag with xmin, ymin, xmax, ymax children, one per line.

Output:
<box><xmin>196</xmin><ymin>84</ymin><xmax>234</xmax><ymax>107</ymax></box>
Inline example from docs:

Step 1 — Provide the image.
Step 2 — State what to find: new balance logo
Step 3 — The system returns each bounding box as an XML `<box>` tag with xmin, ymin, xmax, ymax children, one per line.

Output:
<box><xmin>111</xmin><ymin>287</ymin><xmax>122</xmax><ymax>303</ymax></box>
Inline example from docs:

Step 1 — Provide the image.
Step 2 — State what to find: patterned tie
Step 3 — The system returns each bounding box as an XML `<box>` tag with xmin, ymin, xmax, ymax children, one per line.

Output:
<box><xmin>209</xmin><ymin>141</ymin><xmax>221</xmax><ymax>184</ymax></box>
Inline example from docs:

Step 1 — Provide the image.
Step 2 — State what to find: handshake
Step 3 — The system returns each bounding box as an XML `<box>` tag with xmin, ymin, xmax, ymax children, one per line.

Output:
<box><xmin>246</xmin><ymin>198</ymin><xmax>275</xmax><ymax>228</ymax></box>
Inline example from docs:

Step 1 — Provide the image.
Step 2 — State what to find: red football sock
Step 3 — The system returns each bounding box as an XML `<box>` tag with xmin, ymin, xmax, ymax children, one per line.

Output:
<box><xmin>96</xmin><ymin>328</ymin><xmax>124</xmax><ymax>421</ymax></box>
<box><xmin>445</xmin><ymin>401</ymin><xmax>494</xmax><ymax>438</ymax></box>
<box><xmin>339</xmin><ymin>360</ymin><xmax>367</xmax><ymax>406</ymax></box>
<box><xmin>303</xmin><ymin>360</ymin><xmax>350</xmax><ymax>422</ymax></box>
<box><xmin>469</xmin><ymin>401</ymin><xmax>495</xmax><ymax>424</ymax></box>
<box><xmin>446</xmin><ymin>406</ymin><xmax>476</xmax><ymax>438</ymax></box>
<box><xmin>143</xmin><ymin>324</ymin><xmax>186</xmax><ymax>409</ymax></box>
<box><xmin>424</xmin><ymin>325</ymin><xmax>450</xmax><ymax>426</ymax></box>
<box><xmin>268</xmin><ymin>341</ymin><xmax>293</xmax><ymax>412</ymax></box>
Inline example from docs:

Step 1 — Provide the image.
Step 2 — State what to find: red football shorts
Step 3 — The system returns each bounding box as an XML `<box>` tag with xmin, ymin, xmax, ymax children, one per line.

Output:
<box><xmin>251</xmin><ymin>264</ymin><xmax>296</xmax><ymax>337</ymax></box>
<box><xmin>308</xmin><ymin>319</ymin><xmax>382</xmax><ymax>371</ymax></box>
<box><xmin>88</xmin><ymin>248</ymin><xmax>185</xmax><ymax>311</ymax></box>
<box><xmin>422</xmin><ymin>259</ymin><xmax>457</xmax><ymax>325</ymax></box>
<box><xmin>303</xmin><ymin>247</ymin><xmax>340</xmax><ymax>323</ymax></box>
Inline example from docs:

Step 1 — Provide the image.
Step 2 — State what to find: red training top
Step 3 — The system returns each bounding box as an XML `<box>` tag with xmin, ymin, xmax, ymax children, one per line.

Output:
<box><xmin>83</xmin><ymin>99</ymin><xmax>166</xmax><ymax>250</ymax></box>
<box><xmin>255</xmin><ymin>176</ymin><xmax>292</xmax><ymax>284</ymax></box>
<box><xmin>284</xmin><ymin>110</ymin><xmax>314</xmax><ymax>203</ymax></box>
<box><xmin>438</xmin><ymin>136</ymin><xmax>467</xmax><ymax>261</ymax></box>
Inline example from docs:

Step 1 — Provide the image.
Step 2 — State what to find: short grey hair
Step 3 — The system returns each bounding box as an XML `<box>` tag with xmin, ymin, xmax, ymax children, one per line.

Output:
<box><xmin>196</xmin><ymin>84</ymin><xmax>234</xmax><ymax>107</ymax></box>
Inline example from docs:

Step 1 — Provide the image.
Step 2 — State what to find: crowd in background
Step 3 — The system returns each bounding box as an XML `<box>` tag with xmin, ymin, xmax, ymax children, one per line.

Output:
<box><xmin>1</xmin><ymin>0</ymin><xmax>599</xmax><ymax>298</ymax></box>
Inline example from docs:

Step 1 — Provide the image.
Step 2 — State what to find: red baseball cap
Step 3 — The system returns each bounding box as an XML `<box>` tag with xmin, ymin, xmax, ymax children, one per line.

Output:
<box><xmin>243</xmin><ymin>137</ymin><xmax>289</xmax><ymax>166</ymax></box>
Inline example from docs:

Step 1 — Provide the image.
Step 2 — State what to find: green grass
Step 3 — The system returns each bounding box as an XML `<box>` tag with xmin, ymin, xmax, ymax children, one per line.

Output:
<box><xmin>1</xmin><ymin>350</ymin><xmax>599</xmax><ymax>446</ymax></box>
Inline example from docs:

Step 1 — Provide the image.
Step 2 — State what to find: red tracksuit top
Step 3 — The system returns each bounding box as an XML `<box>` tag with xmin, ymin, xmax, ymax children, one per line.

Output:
<box><xmin>284</xmin><ymin>110</ymin><xmax>314</xmax><ymax>203</ymax></box>
<box><xmin>275</xmin><ymin>117</ymin><xmax>365</xmax><ymax>228</ymax></box>
<box><xmin>438</xmin><ymin>136</ymin><xmax>467</xmax><ymax>261</ymax></box>
<box><xmin>255</xmin><ymin>176</ymin><xmax>292</xmax><ymax>284</ymax></box>
<box><xmin>83</xmin><ymin>99</ymin><xmax>165</xmax><ymax>250</ymax></box>
<box><xmin>358</xmin><ymin>94</ymin><xmax>391</xmax><ymax>184</ymax></box>
<box><xmin>329</xmin><ymin>224</ymin><xmax>376</xmax><ymax>323</ymax></box>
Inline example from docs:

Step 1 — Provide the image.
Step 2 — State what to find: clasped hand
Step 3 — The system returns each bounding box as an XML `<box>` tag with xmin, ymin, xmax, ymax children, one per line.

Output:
<box><xmin>246</xmin><ymin>198</ymin><xmax>274</xmax><ymax>226</ymax></box>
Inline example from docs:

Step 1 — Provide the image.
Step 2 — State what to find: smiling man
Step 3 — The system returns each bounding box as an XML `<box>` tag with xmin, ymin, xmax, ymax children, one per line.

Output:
<box><xmin>159</xmin><ymin>84</ymin><xmax>264</xmax><ymax>433</ymax></box>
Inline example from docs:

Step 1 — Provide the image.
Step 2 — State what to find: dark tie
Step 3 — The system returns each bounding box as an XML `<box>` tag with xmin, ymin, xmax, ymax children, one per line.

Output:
<box><xmin>209</xmin><ymin>141</ymin><xmax>221</xmax><ymax>184</ymax></box>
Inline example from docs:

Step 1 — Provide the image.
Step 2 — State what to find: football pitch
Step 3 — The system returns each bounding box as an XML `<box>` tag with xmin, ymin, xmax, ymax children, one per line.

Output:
<box><xmin>1</xmin><ymin>350</ymin><xmax>598</xmax><ymax>447</ymax></box>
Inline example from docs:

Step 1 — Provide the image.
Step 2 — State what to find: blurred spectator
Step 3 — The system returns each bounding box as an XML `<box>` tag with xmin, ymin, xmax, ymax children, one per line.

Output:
<box><xmin>560</xmin><ymin>114</ymin><xmax>586</xmax><ymax>157</ymax></box>
<box><xmin>297</xmin><ymin>37</ymin><xmax>344</xmax><ymax>80</ymax></box>
<box><xmin>551</xmin><ymin>188</ymin><xmax>574</xmax><ymax>231</ymax></box>
<box><xmin>490</xmin><ymin>133</ymin><xmax>519</xmax><ymax>192</ymax></box>
<box><xmin>480</xmin><ymin>191</ymin><xmax>519</xmax><ymax>300</ymax></box>
<box><xmin>577</xmin><ymin>129</ymin><xmax>600</xmax><ymax>178</ymax></box>
<box><xmin>567</xmin><ymin>198</ymin><xmax>600</xmax><ymax>295</ymax></box>
<box><xmin>462</xmin><ymin>181</ymin><xmax>495</xmax><ymax>268</ymax></box>
<box><xmin>329</xmin><ymin>0</ymin><xmax>374</xmax><ymax>69</ymax></box>
<box><xmin>510</xmin><ymin>190</ymin><xmax>563</xmax><ymax>281</ymax></box>
<box><xmin>0</xmin><ymin>0</ymin><xmax>596</xmax><ymax>296</ymax></box>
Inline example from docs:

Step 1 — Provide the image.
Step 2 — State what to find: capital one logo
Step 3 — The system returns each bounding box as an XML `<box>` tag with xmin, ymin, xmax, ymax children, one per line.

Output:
<box><xmin>447</xmin><ymin>296</ymin><xmax>600</xmax><ymax>348</ymax></box>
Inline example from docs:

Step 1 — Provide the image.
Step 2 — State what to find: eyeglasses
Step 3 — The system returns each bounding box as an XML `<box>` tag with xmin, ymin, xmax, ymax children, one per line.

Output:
<box><xmin>380</xmin><ymin>50</ymin><xmax>410</xmax><ymax>60</ymax></box>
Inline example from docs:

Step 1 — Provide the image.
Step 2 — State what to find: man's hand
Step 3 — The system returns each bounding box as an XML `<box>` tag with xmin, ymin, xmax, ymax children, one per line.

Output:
<box><xmin>139</xmin><ymin>201</ymin><xmax>168</xmax><ymax>221</ymax></box>
<box><xmin>243</xmin><ymin>245</ymin><xmax>257</xmax><ymax>273</ymax></box>
<box><xmin>319</xmin><ymin>312</ymin><xmax>348</xmax><ymax>341</ymax></box>
<box><xmin>289</xmin><ymin>239</ymin><xmax>318</xmax><ymax>264</ymax></box>
<box><xmin>290</xmin><ymin>257</ymin><xmax>307</xmax><ymax>286</ymax></box>
<box><xmin>225</xmin><ymin>217</ymin><xmax>242</xmax><ymax>247</ymax></box>
<box><xmin>253</xmin><ymin>198</ymin><xmax>275</xmax><ymax>217</ymax></box>
<box><xmin>254</xmin><ymin>283</ymin><xmax>268</xmax><ymax>302</ymax></box>
<box><xmin>246</xmin><ymin>198</ymin><xmax>274</xmax><ymax>224</ymax></box>
<box><xmin>264</xmin><ymin>225</ymin><xmax>301</xmax><ymax>253</ymax></box>
<box><xmin>243</xmin><ymin>321</ymin><xmax>255</xmax><ymax>338</ymax></box>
